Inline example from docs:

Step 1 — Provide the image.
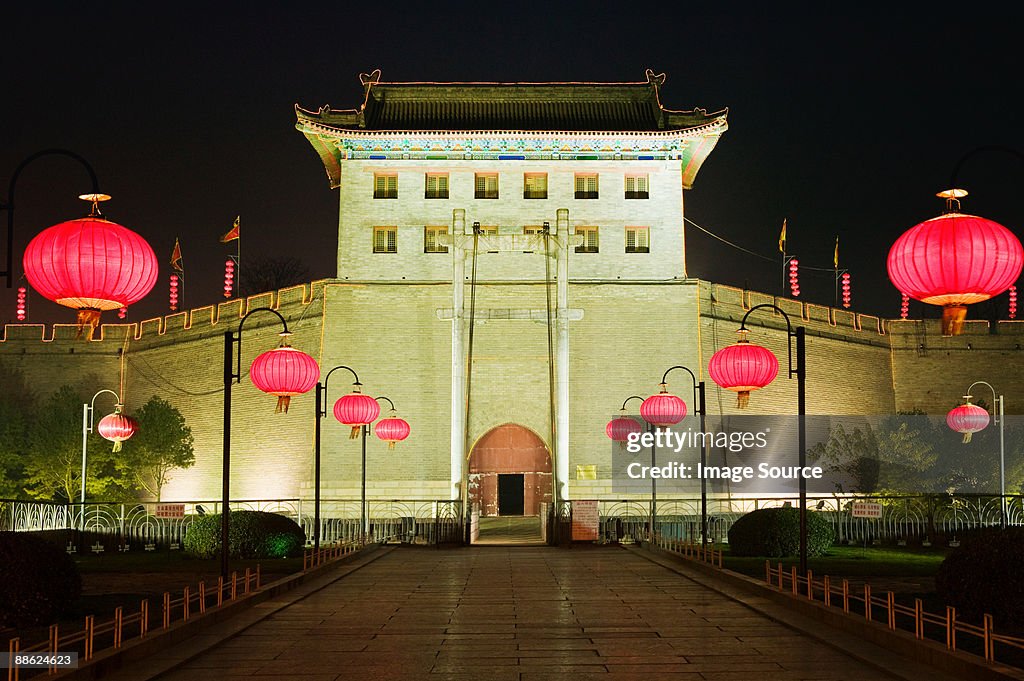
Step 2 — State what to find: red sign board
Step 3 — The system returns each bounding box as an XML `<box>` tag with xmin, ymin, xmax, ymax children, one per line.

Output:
<box><xmin>155</xmin><ymin>503</ymin><xmax>185</xmax><ymax>519</ymax></box>
<box><xmin>851</xmin><ymin>502</ymin><xmax>883</xmax><ymax>519</ymax></box>
<box><xmin>571</xmin><ymin>499</ymin><xmax>600</xmax><ymax>541</ymax></box>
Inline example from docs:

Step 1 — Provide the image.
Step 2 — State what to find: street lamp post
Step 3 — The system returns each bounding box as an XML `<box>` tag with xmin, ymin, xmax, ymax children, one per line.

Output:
<box><xmin>314</xmin><ymin>365</ymin><xmax>364</xmax><ymax>551</ymax></box>
<box><xmin>1</xmin><ymin>149</ymin><xmax>100</xmax><ymax>289</ymax></box>
<box><xmin>80</xmin><ymin>389</ymin><xmax>121</xmax><ymax>529</ymax></box>
<box><xmin>222</xmin><ymin>307</ymin><xmax>295</xmax><ymax>579</ymax></box>
<box><xmin>963</xmin><ymin>381</ymin><xmax>1006</xmax><ymax>528</ymax></box>
<box><xmin>658</xmin><ymin>366</ymin><xmax>708</xmax><ymax>549</ymax></box>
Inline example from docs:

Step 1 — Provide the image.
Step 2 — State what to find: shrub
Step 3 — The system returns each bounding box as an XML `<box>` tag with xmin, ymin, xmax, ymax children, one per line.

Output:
<box><xmin>936</xmin><ymin>528</ymin><xmax>1024</xmax><ymax>625</ymax></box>
<box><xmin>727</xmin><ymin>507</ymin><xmax>835</xmax><ymax>557</ymax></box>
<box><xmin>0</xmin><ymin>532</ymin><xmax>82</xmax><ymax>627</ymax></box>
<box><xmin>184</xmin><ymin>511</ymin><xmax>305</xmax><ymax>559</ymax></box>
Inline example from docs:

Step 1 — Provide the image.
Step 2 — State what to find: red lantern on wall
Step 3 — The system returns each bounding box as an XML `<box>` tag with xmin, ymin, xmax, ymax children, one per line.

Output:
<box><xmin>640</xmin><ymin>385</ymin><xmax>687</xmax><ymax>427</ymax></box>
<box><xmin>887</xmin><ymin>192</ymin><xmax>1024</xmax><ymax>335</ymax></box>
<box><xmin>606</xmin><ymin>411</ymin><xmax>643</xmax><ymax>442</ymax></box>
<box><xmin>1010</xmin><ymin>285</ymin><xmax>1018</xmax><ymax>320</ymax></box>
<box><xmin>22</xmin><ymin>207</ymin><xmax>158</xmax><ymax>339</ymax></box>
<box><xmin>333</xmin><ymin>388</ymin><xmax>381</xmax><ymax>438</ymax></box>
<box><xmin>224</xmin><ymin>259</ymin><xmax>235</xmax><ymax>299</ymax></box>
<box><xmin>841</xmin><ymin>273</ymin><xmax>852</xmax><ymax>309</ymax></box>
<box><xmin>375</xmin><ymin>413</ymin><xmax>411</xmax><ymax>450</ymax></box>
<box><xmin>97</xmin><ymin>407</ymin><xmax>138</xmax><ymax>453</ymax></box>
<box><xmin>249</xmin><ymin>342</ymin><xmax>320</xmax><ymax>413</ymax></box>
<box><xmin>789</xmin><ymin>258</ymin><xmax>800</xmax><ymax>298</ymax></box>
<box><xmin>708</xmin><ymin>331</ymin><xmax>780</xmax><ymax>408</ymax></box>
<box><xmin>946</xmin><ymin>400</ymin><xmax>990</xmax><ymax>443</ymax></box>
<box><xmin>169</xmin><ymin>274</ymin><xmax>180</xmax><ymax>312</ymax></box>
<box><xmin>16</xmin><ymin>286</ymin><xmax>26</xmax><ymax>321</ymax></box>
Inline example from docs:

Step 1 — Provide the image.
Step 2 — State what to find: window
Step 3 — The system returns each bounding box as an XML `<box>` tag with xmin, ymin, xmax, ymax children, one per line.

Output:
<box><xmin>523</xmin><ymin>173</ymin><xmax>547</xmax><ymax>199</ymax></box>
<box><xmin>424</xmin><ymin>226</ymin><xmax>448</xmax><ymax>253</ymax></box>
<box><xmin>373</xmin><ymin>226</ymin><xmax>397</xmax><ymax>253</ymax></box>
<box><xmin>575</xmin><ymin>226</ymin><xmax>599</xmax><ymax>253</ymax></box>
<box><xmin>425</xmin><ymin>173</ymin><xmax>449</xmax><ymax>199</ymax></box>
<box><xmin>373</xmin><ymin>173</ymin><xmax>398</xmax><ymax>199</ymax></box>
<box><xmin>574</xmin><ymin>173</ymin><xmax>599</xmax><ymax>199</ymax></box>
<box><xmin>625</xmin><ymin>226</ymin><xmax>650</xmax><ymax>253</ymax></box>
<box><xmin>475</xmin><ymin>173</ymin><xmax>499</xmax><ymax>199</ymax></box>
<box><xmin>625</xmin><ymin>174</ymin><xmax>649</xmax><ymax>199</ymax></box>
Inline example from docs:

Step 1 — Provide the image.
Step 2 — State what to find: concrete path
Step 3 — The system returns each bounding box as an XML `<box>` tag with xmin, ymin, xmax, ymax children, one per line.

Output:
<box><xmin>475</xmin><ymin>516</ymin><xmax>544</xmax><ymax>545</ymax></box>
<box><xmin>148</xmin><ymin>546</ymin><xmax>945</xmax><ymax>681</ymax></box>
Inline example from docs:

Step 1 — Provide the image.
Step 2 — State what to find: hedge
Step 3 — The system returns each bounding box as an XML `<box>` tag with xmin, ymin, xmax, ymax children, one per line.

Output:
<box><xmin>0</xmin><ymin>532</ymin><xmax>82</xmax><ymax>627</ymax></box>
<box><xmin>727</xmin><ymin>506</ymin><xmax>835</xmax><ymax>557</ymax></box>
<box><xmin>936</xmin><ymin>527</ymin><xmax>1024</xmax><ymax>625</ymax></box>
<box><xmin>184</xmin><ymin>510</ymin><xmax>305</xmax><ymax>559</ymax></box>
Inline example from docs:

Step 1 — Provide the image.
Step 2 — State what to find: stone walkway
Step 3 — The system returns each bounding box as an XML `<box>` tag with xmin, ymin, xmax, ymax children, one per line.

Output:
<box><xmin>149</xmin><ymin>546</ymin><xmax>937</xmax><ymax>680</ymax></box>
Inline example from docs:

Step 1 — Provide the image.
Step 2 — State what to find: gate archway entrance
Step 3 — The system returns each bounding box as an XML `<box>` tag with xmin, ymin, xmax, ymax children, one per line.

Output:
<box><xmin>468</xmin><ymin>424</ymin><xmax>552</xmax><ymax>517</ymax></box>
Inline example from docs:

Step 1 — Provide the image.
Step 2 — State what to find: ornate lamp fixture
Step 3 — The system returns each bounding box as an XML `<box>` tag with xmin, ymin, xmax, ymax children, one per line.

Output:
<box><xmin>249</xmin><ymin>342</ymin><xmax>320</xmax><ymax>413</ymax></box>
<box><xmin>375</xmin><ymin>411</ymin><xmax>411</xmax><ymax>449</ymax></box>
<box><xmin>96</xmin><ymin>405</ymin><xmax>138</xmax><ymax>453</ymax></box>
<box><xmin>333</xmin><ymin>387</ymin><xmax>381</xmax><ymax>438</ymax></box>
<box><xmin>946</xmin><ymin>397</ymin><xmax>990</xmax><ymax>444</ymax></box>
<box><xmin>707</xmin><ymin>330</ymin><xmax>780</xmax><ymax>408</ymax></box>
<box><xmin>640</xmin><ymin>384</ymin><xmax>687</xmax><ymax>426</ymax></box>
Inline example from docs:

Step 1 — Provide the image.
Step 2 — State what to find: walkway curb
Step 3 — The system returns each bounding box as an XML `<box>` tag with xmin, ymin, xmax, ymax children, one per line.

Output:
<box><xmin>52</xmin><ymin>545</ymin><xmax>395</xmax><ymax>681</ymax></box>
<box><xmin>630</xmin><ymin>545</ymin><xmax>1024</xmax><ymax>681</ymax></box>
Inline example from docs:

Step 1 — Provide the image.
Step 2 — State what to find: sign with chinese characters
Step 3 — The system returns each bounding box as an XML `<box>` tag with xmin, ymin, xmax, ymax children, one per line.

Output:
<box><xmin>155</xmin><ymin>503</ymin><xmax>185</xmax><ymax>519</ymax></box>
<box><xmin>571</xmin><ymin>499</ymin><xmax>600</xmax><ymax>541</ymax></box>
<box><xmin>851</xmin><ymin>502</ymin><xmax>883</xmax><ymax>519</ymax></box>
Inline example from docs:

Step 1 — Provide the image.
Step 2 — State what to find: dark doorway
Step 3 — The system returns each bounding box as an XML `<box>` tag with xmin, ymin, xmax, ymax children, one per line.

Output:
<box><xmin>497</xmin><ymin>474</ymin><xmax>525</xmax><ymax>516</ymax></box>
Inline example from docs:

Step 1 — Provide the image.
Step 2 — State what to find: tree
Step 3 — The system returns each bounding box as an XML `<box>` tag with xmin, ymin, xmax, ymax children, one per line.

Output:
<box><xmin>0</xmin><ymin>362</ymin><xmax>33</xmax><ymax>498</ymax></box>
<box><xmin>238</xmin><ymin>255</ymin><xmax>311</xmax><ymax>298</ymax></box>
<box><xmin>116</xmin><ymin>396</ymin><xmax>194</xmax><ymax>501</ymax></box>
<box><xmin>23</xmin><ymin>386</ymin><xmax>89</xmax><ymax>502</ymax></box>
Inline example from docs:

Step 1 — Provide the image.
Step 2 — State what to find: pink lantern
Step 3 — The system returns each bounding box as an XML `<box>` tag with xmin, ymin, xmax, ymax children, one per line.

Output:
<box><xmin>946</xmin><ymin>401</ymin><xmax>990</xmax><ymax>443</ymax></box>
<box><xmin>606</xmin><ymin>412</ymin><xmax>643</xmax><ymax>441</ymax></box>
<box><xmin>97</xmin><ymin>408</ymin><xmax>138</xmax><ymax>453</ymax></box>
<box><xmin>23</xmin><ymin>215</ymin><xmax>158</xmax><ymax>338</ymax></box>
<box><xmin>640</xmin><ymin>386</ymin><xmax>687</xmax><ymax>427</ymax></box>
<box><xmin>249</xmin><ymin>342</ymin><xmax>319</xmax><ymax>413</ymax></box>
<box><xmin>375</xmin><ymin>414</ymin><xmax>411</xmax><ymax>450</ymax></box>
<box><xmin>16</xmin><ymin>287</ymin><xmax>26</xmax><ymax>321</ymax></box>
<box><xmin>333</xmin><ymin>388</ymin><xmax>381</xmax><ymax>438</ymax></box>
<box><xmin>887</xmin><ymin>202</ymin><xmax>1023</xmax><ymax>335</ymax></box>
<box><xmin>708</xmin><ymin>331</ymin><xmax>779</xmax><ymax>408</ymax></box>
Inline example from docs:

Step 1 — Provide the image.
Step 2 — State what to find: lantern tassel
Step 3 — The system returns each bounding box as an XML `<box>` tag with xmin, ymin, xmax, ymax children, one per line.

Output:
<box><xmin>111</xmin><ymin>440</ymin><xmax>122</xmax><ymax>453</ymax></box>
<box><xmin>942</xmin><ymin>305</ymin><xmax>967</xmax><ymax>336</ymax></box>
<box><xmin>388</xmin><ymin>441</ymin><xmax>396</xmax><ymax>450</ymax></box>
<box><xmin>276</xmin><ymin>396</ymin><xmax>290</xmax><ymax>414</ymax></box>
<box><xmin>737</xmin><ymin>391</ymin><xmax>750</xmax><ymax>409</ymax></box>
<box><xmin>350</xmin><ymin>426</ymin><xmax>361</xmax><ymax>439</ymax></box>
<box><xmin>963</xmin><ymin>432</ymin><xmax>973</xmax><ymax>444</ymax></box>
<box><xmin>76</xmin><ymin>309</ymin><xmax>102</xmax><ymax>340</ymax></box>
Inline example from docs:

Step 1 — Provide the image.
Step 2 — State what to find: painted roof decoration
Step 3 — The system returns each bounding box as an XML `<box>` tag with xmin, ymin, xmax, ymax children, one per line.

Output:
<box><xmin>295</xmin><ymin>69</ymin><xmax>728</xmax><ymax>189</ymax></box>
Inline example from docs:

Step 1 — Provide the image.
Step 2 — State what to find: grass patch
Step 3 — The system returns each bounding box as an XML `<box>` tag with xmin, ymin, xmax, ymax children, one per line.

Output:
<box><xmin>721</xmin><ymin>544</ymin><xmax>948</xmax><ymax>579</ymax></box>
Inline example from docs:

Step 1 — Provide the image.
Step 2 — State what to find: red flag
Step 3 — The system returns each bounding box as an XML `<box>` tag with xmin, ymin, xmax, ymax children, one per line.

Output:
<box><xmin>170</xmin><ymin>238</ymin><xmax>183</xmax><ymax>272</ymax></box>
<box><xmin>220</xmin><ymin>215</ymin><xmax>240</xmax><ymax>243</ymax></box>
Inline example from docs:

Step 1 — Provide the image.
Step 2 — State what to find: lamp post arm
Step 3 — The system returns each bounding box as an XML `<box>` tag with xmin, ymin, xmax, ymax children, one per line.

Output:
<box><xmin>231</xmin><ymin>307</ymin><xmax>291</xmax><ymax>383</ymax></box>
<box><xmin>739</xmin><ymin>303</ymin><xmax>797</xmax><ymax>379</ymax></box>
<box><xmin>318</xmin><ymin>365</ymin><xmax>362</xmax><ymax>418</ymax></box>
<box><xmin>949</xmin><ymin>146</ymin><xmax>1024</xmax><ymax>190</ymax></box>
<box><xmin>966</xmin><ymin>381</ymin><xmax>999</xmax><ymax>421</ymax></box>
<box><xmin>620</xmin><ymin>395</ymin><xmax>645</xmax><ymax>411</ymax></box>
<box><xmin>87</xmin><ymin>389</ymin><xmax>122</xmax><ymax>431</ymax></box>
<box><xmin>660</xmin><ymin>365</ymin><xmax>701</xmax><ymax>413</ymax></box>
<box><xmin>374</xmin><ymin>396</ymin><xmax>396</xmax><ymax>412</ymax></box>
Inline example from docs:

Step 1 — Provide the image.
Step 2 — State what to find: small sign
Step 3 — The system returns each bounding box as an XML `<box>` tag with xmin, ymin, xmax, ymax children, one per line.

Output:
<box><xmin>571</xmin><ymin>499</ymin><xmax>600</xmax><ymax>541</ymax></box>
<box><xmin>851</xmin><ymin>502</ymin><xmax>883</xmax><ymax>519</ymax></box>
<box><xmin>155</xmin><ymin>503</ymin><xmax>185</xmax><ymax>518</ymax></box>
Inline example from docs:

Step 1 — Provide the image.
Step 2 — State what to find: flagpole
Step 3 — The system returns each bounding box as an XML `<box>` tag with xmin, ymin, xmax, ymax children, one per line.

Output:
<box><xmin>236</xmin><ymin>217</ymin><xmax>241</xmax><ymax>297</ymax></box>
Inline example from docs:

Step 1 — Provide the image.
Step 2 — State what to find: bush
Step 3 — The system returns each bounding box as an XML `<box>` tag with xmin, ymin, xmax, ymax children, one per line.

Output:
<box><xmin>0</xmin><ymin>532</ymin><xmax>82</xmax><ymax>627</ymax></box>
<box><xmin>184</xmin><ymin>511</ymin><xmax>305</xmax><ymax>559</ymax></box>
<box><xmin>728</xmin><ymin>507</ymin><xmax>835</xmax><ymax>557</ymax></box>
<box><xmin>936</xmin><ymin>528</ymin><xmax>1024</xmax><ymax>625</ymax></box>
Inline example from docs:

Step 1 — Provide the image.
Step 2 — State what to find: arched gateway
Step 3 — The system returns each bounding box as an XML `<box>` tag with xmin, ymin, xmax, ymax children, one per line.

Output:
<box><xmin>468</xmin><ymin>424</ymin><xmax>552</xmax><ymax>516</ymax></box>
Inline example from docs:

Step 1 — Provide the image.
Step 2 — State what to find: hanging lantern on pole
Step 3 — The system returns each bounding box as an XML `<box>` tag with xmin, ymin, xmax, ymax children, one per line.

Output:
<box><xmin>887</xmin><ymin>190</ymin><xmax>1023</xmax><ymax>335</ymax></box>
<box><xmin>249</xmin><ymin>342</ymin><xmax>320</xmax><ymax>413</ymax></box>
<box><xmin>333</xmin><ymin>387</ymin><xmax>381</xmax><ymax>438</ymax></box>
<box><xmin>169</xmin><ymin>274</ymin><xmax>180</xmax><ymax>312</ymax></box>
<box><xmin>223</xmin><ymin>259</ymin><xmax>235</xmax><ymax>299</ymax></box>
<box><xmin>97</xmin><ymin>406</ymin><xmax>138</xmax><ymax>453</ymax></box>
<box><xmin>789</xmin><ymin>258</ymin><xmax>800</xmax><ymax>298</ymax></box>
<box><xmin>640</xmin><ymin>385</ymin><xmax>687</xmax><ymax>427</ymax></box>
<box><xmin>900</xmin><ymin>293</ymin><xmax>910</xmax><ymax>320</ymax></box>
<box><xmin>946</xmin><ymin>399</ymin><xmax>990</xmax><ymax>443</ymax></box>
<box><xmin>708</xmin><ymin>330</ymin><xmax>780</xmax><ymax>408</ymax></box>
<box><xmin>22</xmin><ymin>196</ymin><xmax>158</xmax><ymax>339</ymax></box>
<box><xmin>841</xmin><ymin>273</ymin><xmax>852</xmax><ymax>309</ymax></box>
<box><xmin>15</xmin><ymin>286</ymin><xmax>26</xmax><ymax>321</ymax></box>
<box><xmin>606</xmin><ymin>411</ymin><xmax>643</xmax><ymax>442</ymax></box>
<box><xmin>374</xmin><ymin>412</ymin><xmax>411</xmax><ymax>450</ymax></box>
<box><xmin>1010</xmin><ymin>285</ymin><xmax>1018</xmax><ymax>320</ymax></box>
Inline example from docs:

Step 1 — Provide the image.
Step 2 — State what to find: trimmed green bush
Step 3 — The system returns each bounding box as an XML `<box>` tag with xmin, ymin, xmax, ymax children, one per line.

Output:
<box><xmin>184</xmin><ymin>510</ymin><xmax>305</xmax><ymax>559</ymax></box>
<box><xmin>0</xmin><ymin>532</ymin><xmax>82</xmax><ymax>627</ymax></box>
<box><xmin>727</xmin><ymin>507</ymin><xmax>835</xmax><ymax>557</ymax></box>
<box><xmin>936</xmin><ymin>528</ymin><xmax>1024</xmax><ymax>625</ymax></box>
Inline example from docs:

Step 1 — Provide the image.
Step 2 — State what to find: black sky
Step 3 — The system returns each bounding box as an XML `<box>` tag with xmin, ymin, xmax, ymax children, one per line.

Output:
<box><xmin>3</xmin><ymin>6</ymin><xmax>1022</xmax><ymax>325</ymax></box>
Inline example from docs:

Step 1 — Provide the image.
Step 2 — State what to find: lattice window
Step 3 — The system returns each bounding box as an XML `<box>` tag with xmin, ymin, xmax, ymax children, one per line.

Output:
<box><xmin>373</xmin><ymin>226</ymin><xmax>398</xmax><ymax>253</ymax></box>
<box><xmin>575</xmin><ymin>226</ymin><xmax>599</xmax><ymax>253</ymax></box>
<box><xmin>425</xmin><ymin>173</ymin><xmax>449</xmax><ymax>199</ymax></box>
<box><xmin>574</xmin><ymin>173</ymin><xmax>599</xmax><ymax>199</ymax></box>
<box><xmin>373</xmin><ymin>173</ymin><xmax>398</xmax><ymax>199</ymax></box>
<box><xmin>523</xmin><ymin>173</ymin><xmax>548</xmax><ymax>199</ymax></box>
<box><xmin>424</xmin><ymin>226</ymin><xmax>449</xmax><ymax>253</ymax></box>
<box><xmin>625</xmin><ymin>226</ymin><xmax>650</xmax><ymax>253</ymax></box>
<box><xmin>475</xmin><ymin>173</ymin><xmax>499</xmax><ymax>199</ymax></box>
<box><xmin>625</xmin><ymin>174</ymin><xmax>649</xmax><ymax>199</ymax></box>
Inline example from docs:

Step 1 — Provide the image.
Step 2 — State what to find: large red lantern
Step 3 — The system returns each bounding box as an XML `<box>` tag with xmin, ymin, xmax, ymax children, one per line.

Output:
<box><xmin>374</xmin><ymin>413</ymin><xmax>411</xmax><ymax>450</ymax></box>
<box><xmin>887</xmin><ymin>194</ymin><xmax>1023</xmax><ymax>336</ymax></box>
<box><xmin>708</xmin><ymin>331</ymin><xmax>779</xmax><ymax>408</ymax></box>
<box><xmin>97</xmin><ymin>407</ymin><xmax>138</xmax><ymax>453</ymax></box>
<box><xmin>606</xmin><ymin>412</ymin><xmax>643</xmax><ymax>441</ymax></box>
<box><xmin>946</xmin><ymin>400</ymin><xmax>990</xmax><ymax>443</ymax></box>
<box><xmin>23</xmin><ymin>208</ymin><xmax>158</xmax><ymax>339</ymax></box>
<box><xmin>249</xmin><ymin>342</ymin><xmax>319</xmax><ymax>413</ymax></box>
<box><xmin>640</xmin><ymin>385</ymin><xmax>687</xmax><ymax>427</ymax></box>
<box><xmin>333</xmin><ymin>388</ymin><xmax>381</xmax><ymax>438</ymax></box>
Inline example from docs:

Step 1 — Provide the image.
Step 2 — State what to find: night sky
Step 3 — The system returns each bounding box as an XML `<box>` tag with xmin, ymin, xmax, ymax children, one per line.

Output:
<box><xmin>3</xmin><ymin>7</ymin><xmax>1021</xmax><ymax>325</ymax></box>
